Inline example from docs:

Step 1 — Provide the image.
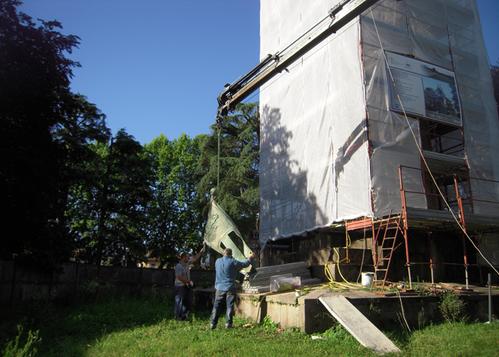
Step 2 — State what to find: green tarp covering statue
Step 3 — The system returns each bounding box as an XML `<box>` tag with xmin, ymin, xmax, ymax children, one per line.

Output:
<box><xmin>203</xmin><ymin>191</ymin><xmax>254</xmax><ymax>274</ymax></box>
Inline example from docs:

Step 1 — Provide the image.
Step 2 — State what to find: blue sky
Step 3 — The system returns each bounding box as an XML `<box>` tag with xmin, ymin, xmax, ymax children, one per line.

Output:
<box><xmin>21</xmin><ymin>0</ymin><xmax>499</xmax><ymax>144</ymax></box>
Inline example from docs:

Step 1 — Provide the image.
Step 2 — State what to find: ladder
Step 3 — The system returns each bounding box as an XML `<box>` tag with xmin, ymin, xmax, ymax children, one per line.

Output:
<box><xmin>372</xmin><ymin>214</ymin><xmax>402</xmax><ymax>286</ymax></box>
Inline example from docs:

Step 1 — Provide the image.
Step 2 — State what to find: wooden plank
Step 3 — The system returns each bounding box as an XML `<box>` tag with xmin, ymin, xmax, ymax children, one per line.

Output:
<box><xmin>319</xmin><ymin>295</ymin><xmax>400</xmax><ymax>355</ymax></box>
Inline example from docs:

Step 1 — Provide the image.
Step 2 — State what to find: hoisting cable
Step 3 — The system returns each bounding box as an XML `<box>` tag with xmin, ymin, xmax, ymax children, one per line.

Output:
<box><xmin>216</xmin><ymin>115</ymin><xmax>222</xmax><ymax>189</ymax></box>
<box><xmin>369</xmin><ymin>10</ymin><xmax>499</xmax><ymax>278</ymax></box>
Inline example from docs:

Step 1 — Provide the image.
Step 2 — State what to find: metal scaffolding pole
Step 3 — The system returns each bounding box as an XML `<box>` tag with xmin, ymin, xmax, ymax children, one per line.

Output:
<box><xmin>454</xmin><ymin>175</ymin><xmax>470</xmax><ymax>290</ymax></box>
<box><xmin>398</xmin><ymin>166</ymin><xmax>412</xmax><ymax>289</ymax></box>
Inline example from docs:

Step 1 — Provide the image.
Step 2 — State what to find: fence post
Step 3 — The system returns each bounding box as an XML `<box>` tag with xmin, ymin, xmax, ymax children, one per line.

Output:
<box><xmin>138</xmin><ymin>267</ymin><xmax>143</xmax><ymax>296</ymax></box>
<box><xmin>75</xmin><ymin>261</ymin><xmax>80</xmax><ymax>296</ymax></box>
<box><xmin>48</xmin><ymin>267</ymin><xmax>54</xmax><ymax>300</ymax></box>
<box><xmin>9</xmin><ymin>256</ymin><xmax>17</xmax><ymax>306</ymax></box>
<box><xmin>488</xmin><ymin>273</ymin><xmax>492</xmax><ymax>323</ymax></box>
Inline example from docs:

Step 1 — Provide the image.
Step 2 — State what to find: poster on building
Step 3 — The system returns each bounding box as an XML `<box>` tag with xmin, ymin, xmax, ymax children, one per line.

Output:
<box><xmin>386</xmin><ymin>52</ymin><xmax>462</xmax><ymax>126</ymax></box>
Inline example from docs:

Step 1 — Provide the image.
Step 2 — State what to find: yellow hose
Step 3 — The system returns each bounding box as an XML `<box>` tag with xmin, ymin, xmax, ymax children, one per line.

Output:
<box><xmin>335</xmin><ymin>248</ymin><xmax>359</xmax><ymax>287</ymax></box>
<box><xmin>323</xmin><ymin>248</ymin><xmax>360</xmax><ymax>289</ymax></box>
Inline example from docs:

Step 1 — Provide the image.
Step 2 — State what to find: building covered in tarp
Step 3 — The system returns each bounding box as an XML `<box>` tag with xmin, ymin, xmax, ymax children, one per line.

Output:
<box><xmin>259</xmin><ymin>0</ymin><xmax>499</xmax><ymax>254</ymax></box>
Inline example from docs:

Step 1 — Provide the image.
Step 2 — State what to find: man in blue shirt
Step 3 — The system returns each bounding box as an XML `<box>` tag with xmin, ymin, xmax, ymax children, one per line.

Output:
<box><xmin>210</xmin><ymin>248</ymin><xmax>255</xmax><ymax>329</ymax></box>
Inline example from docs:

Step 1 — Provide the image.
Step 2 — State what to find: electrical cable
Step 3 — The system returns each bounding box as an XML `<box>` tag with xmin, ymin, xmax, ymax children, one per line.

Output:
<box><xmin>324</xmin><ymin>267</ymin><xmax>352</xmax><ymax>290</ymax></box>
<box><xmin>324</xmin><ymin>243</ymin><xmax>369</xmax><ymax>289</ymax></box>
<box><xmin>337</xmin><ymin>256</ymin><xmax>359</xmax><ymax>287</ymax></box>
<box><xmin>369</xmin><ymin>10</ymin><xmax>499</xmax><ymax>278</ymax></box>
<box><xmin>324</xmin><ymin>256</ymin><xmax>351</xmax><ymax>289</ymax></box>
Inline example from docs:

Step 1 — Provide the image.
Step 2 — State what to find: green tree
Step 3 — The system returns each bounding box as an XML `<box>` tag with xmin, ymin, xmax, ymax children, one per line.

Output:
<box><xmin>67</xmin><ymin>130</ymin><xmax>153</xmax><ymax>266</ymax></box>
<box><xmin>146</xmin><ymin>134</ymin><xmax>205</xmax><ymax>267</ymax></box>
<box><xmin>197</xmin><ymin>103</ymin><xmax>260</xmax><ymax>239</ymax></box>
<box><xmin>0</xmin><ymin>0</ymin><xmax>108</xmax><ymax>268</ymax></box>
<box><xmin>54</xmin><ymin>94</ymin><xmax>110</xmax><ymax>250</ymax></box>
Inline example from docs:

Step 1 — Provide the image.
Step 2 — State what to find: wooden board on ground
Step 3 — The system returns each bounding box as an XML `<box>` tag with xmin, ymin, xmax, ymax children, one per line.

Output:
<box><xmin>319</xmin><ymin>295</ymin><xmax>400</xmax><ymax>355</ymax></box>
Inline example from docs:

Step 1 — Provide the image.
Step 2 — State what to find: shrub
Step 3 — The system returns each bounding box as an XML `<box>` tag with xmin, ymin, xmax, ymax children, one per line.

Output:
<box><xmin>439</xmin><ymin>291</ymin><xmax>467</xmax><ymax>322</ymax></box>
<box><xmin>323</xmin><ymin>324</ymin><xmax>350</xmax><ymax>340</ymax></box>
<box><xmin>261</xmin><ymin>316</ymin><xmax>279</xmax><ymax>331</ymax></box>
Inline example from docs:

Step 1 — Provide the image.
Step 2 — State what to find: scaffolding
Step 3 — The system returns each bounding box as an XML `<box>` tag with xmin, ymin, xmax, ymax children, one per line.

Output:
<box><xmin>343</xmin><ymin>165</ymin><xmax>499</xmax><ymax>287</ymax></box>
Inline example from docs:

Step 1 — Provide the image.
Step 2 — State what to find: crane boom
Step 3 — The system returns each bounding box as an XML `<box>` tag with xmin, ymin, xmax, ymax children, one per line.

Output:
<box><xmin>217</xmin><ymin>0</ymin><xmax>379</xmax><ymax>119</ymax></box>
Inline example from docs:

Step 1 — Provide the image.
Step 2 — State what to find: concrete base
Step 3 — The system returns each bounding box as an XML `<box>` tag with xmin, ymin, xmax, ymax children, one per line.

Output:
<box><xmin>266</xmin><ymin>291</ymin><xmax>303</xmax><ymax>329</ymax></box>
<box><xmin>236</xmin><ymin>285</ymin><xmax>499</xmax><ymax>333</ymax></box>
<box><xmin>236</xmin><ymin>292</ymin><xmax>267</xmax><ymax>323</ymax></box>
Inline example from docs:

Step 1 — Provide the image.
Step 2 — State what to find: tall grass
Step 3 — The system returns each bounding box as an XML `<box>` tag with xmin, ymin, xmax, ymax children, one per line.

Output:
<box><xmin>1</xmin><ymin>325</ymin><xmax>40</xmax><ymax>357</ymax></box>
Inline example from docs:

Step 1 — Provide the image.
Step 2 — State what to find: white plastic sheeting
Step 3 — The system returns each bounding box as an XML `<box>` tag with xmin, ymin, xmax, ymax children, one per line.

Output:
<box><xmin>260</xmin><ymin>0</ymin><xmax>371</xmax><ymax>246</ymax></box>
<box><xmin>362</xmin><ymin>0</ymin><xmax>499</xmax><ymax>217</ymax></box>
<box><xmin>259</xmin><ymin>0</ymin><xmax>499</xmax><ymax>246</ymax></box>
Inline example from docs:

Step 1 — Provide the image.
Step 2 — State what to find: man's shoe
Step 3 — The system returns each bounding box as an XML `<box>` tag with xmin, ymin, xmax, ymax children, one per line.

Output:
<box><xmin>225</xmin><ymin>323</ymin><xmax>233</xmax><ymax>329</ymax></box>
<box><xmin>210</xmin><ymin>324</ymin><xmax>216</xmax><ymax>330</ymax></box>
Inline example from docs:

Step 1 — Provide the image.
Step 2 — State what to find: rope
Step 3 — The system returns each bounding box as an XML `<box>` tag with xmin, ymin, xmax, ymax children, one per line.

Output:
<box><xmin>397</xmin><ymin>290</ymin><xmax>411</xmax><ymax>332</ymax></box>
<box><xmin>369</xmin><ymin>10</ymin><xmax>499</xmax><ymax>278</ymax></box>
<box><xmin>217</xmin><ymin>124</ymin><xmax>221</xmax><ymax>189</ymax></box>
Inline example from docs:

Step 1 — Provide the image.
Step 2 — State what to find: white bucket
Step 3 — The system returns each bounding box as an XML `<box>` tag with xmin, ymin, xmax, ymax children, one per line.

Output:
<box><xmin>361</xmin><ymin>272</ymin><xmax>374</xmax><ymax>287</ymax></box>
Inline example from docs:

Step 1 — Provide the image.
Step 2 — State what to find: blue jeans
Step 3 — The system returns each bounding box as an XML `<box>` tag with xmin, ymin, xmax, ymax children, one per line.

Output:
<box><xmin>174</xmin><ymin>286</ymin><xmax>192</xmax><ymax>320</ymax></box>
<box><xmin>210</xmin><ymin>289</ymin><xmax>236</xmax><ymax>327</ymax></box>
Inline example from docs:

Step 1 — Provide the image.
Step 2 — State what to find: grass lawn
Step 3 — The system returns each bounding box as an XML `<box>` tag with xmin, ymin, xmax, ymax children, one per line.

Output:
<box><xmin>1</xmin><ymin>296</ymin><xmax>498</xmax><ymax>356</ymax></box>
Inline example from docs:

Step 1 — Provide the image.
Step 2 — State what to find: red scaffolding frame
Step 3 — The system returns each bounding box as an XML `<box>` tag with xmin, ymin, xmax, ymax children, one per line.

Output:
<box><xmin>342</xmin><ymin>165</ymin><xmax>499</xmax><ymax>288</ymax></box>
<box><xmin>398</xmin><ymin>165</ymin><xmax>499</xmax><ymax>288</ymax></box>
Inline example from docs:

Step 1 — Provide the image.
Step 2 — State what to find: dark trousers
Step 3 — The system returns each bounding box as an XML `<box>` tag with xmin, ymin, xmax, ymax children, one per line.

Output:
<box><xmin>174</xmin><ymin>285</ymin><xmax>192</xmax><ymax>320</ymax></box>
<box><xmin>210</xmin><ymin>289</ymin><xmax>236</xmax><ymax>327</ymax></box>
